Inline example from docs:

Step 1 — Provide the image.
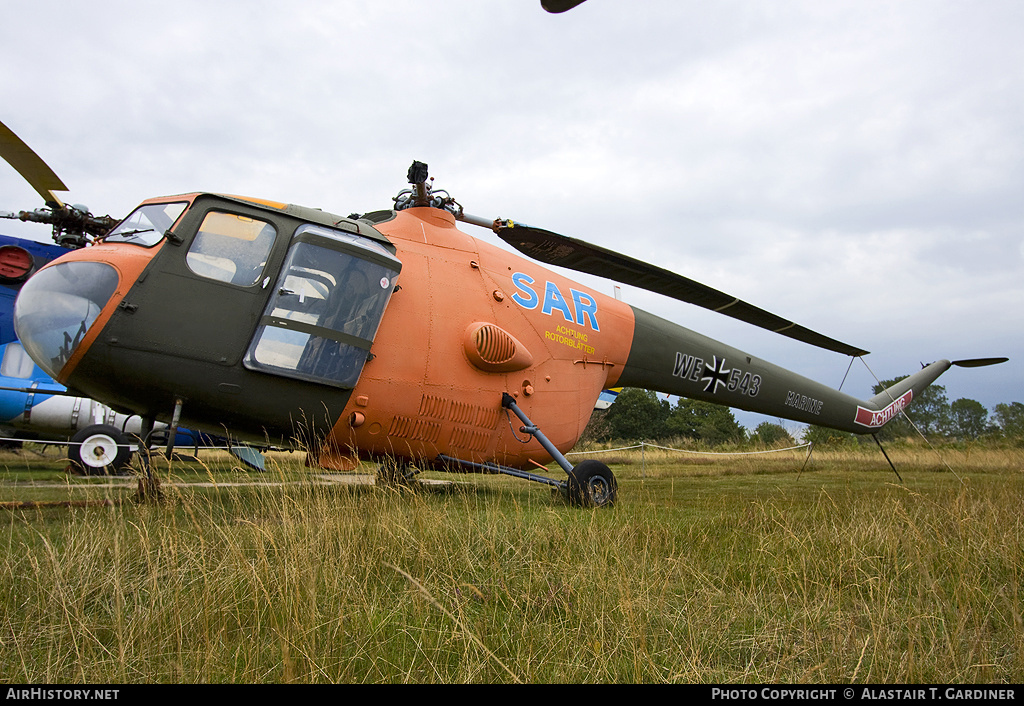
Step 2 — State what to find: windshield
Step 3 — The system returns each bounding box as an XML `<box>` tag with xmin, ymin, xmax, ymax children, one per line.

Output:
<box><xmin>13</xmin><ymin>261</ymin><xmax>120</xmax><ymax>379</ymax></box>
<box><xmin>103</xmin><ymin>202</ymin><xmax>188</xmax><ymax>246</ymax></box>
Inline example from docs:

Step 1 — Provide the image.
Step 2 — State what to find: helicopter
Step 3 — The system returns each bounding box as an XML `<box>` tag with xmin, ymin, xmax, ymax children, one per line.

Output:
<box><xmin>1</xmin><ymin>119</ymin><xmax>1007</xmax><ymax>506</ymax></box>
<box><xmin>0</xmin><ymin>122</ymin><xmax>268</xmax><ymax>474</ymax></box>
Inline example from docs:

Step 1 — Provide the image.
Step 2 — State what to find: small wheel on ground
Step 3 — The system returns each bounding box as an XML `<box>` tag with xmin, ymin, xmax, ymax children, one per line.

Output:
<box><xmin>68</xmin><ymin>424</ymin><xmax>133</xmax><ymax>476</ymax></box>
<box><xmin>375</xmin><ymin>458</ymin><xmax>417</xmax><ymax>487</ymax></box>
<box><xmin>566</xmin><ymin>459</ymin><xmax>617</xmax><ymax>508</ymax></box>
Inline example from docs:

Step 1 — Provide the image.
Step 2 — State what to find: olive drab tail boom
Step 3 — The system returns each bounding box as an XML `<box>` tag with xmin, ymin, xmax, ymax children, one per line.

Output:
<box><xmin>607</xmin><ymin>302</ymin><xmax>1007</xmax><ymax>435</ymax></box>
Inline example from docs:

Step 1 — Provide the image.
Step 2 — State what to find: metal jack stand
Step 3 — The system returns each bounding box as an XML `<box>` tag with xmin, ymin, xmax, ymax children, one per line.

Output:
<box><xmin>135</xmin><ymin>416</ymin><xmax>163</xmax><ymax>502</ymax></box>
<box><xmin>136</xmin><ymin>398</ymin><xmax>182</xmax><ymax>502</ymax></box>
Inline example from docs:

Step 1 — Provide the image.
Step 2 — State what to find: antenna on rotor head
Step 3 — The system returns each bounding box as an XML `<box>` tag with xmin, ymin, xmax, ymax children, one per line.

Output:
<box><xmin>407</xmin><ymin>160</ymin><xmax>429</xmax><ymax>185</ymax></box>
<box><xmin>407</xmin><ymin>160</ymin><xmax>432</xmax><ymax>208</ymax></box>
<box><xmin>395</xmin><ymin>160</ymin><xmax>466</xmax><ymax>218</ymax></box>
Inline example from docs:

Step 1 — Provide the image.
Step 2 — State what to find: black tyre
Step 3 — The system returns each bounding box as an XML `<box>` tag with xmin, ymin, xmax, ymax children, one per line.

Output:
<box><xmin>375</xmin><ymin>458</ymin><xmax>416</xmax><ymax>487</ymax></box>
<box><xmin>566</xmin><ymin>459</ymin><xmax>617</xmax><ymax>507</ymax></box>
<box><xmin>68</xmin><ymin>424</ymin><xmax>133</xmax><ymax>476</ymax></box>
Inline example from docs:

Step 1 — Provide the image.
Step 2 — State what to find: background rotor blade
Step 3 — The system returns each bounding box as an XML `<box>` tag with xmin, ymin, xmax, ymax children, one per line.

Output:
<box><xmin>0</xmin><ymin>120</ymin><xmax>67</xmax><ymax>208</ymax></box>
<box><xmin>542</xmin><ymin>0</ymin><xmax>587</xmax><ymax>12</ymax></box>
<box><xmin>495</xmin><ymin>221</ymin><xmax>870</xmax><ymax>357</ymax></box>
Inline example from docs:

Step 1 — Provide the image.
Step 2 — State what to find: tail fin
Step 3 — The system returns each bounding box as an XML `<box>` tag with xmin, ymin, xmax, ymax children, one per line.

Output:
<box><xmin>855</xmin><ymin>357</ymin><xmax>1008</xmax><ymax>431</ymax></box>
<box><xmin>854</xmin><ymin>360</ymin><xmax>950</xmax><ymax>430</ymax></box>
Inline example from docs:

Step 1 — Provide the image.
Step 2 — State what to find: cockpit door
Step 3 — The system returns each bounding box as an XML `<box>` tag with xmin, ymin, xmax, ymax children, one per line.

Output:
<box><xmin>243</xmin><ymin>223</ymin><xmax>401</xmax><ymax>388</ymax></box>
<box><xmin>98</xmin><ymin>202</ymin><xmax>282</xmax><ymax>366</ymax></box>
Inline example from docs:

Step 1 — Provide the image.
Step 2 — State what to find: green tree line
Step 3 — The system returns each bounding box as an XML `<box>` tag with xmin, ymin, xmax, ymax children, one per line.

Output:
<box><xmin>587</xmin><ymin>381</ymin><xmax>1024</xmax><ymax>447</ymax></box>
<box><xmin>586</xmin><ymin>388</ymin><xmax>794</xmax><ymax>447</ymax></box>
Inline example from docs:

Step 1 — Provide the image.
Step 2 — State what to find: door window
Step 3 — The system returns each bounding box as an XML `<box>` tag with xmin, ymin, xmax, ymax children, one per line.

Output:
<box><xmin>243</xmin><ymin>224</ymin><xmax>400</xmax><ymax>388</ymax></box>
<box><xmin>185</xmin><ymin>211</ymin><xmax>277</xmax><ymax>286</ymax></box>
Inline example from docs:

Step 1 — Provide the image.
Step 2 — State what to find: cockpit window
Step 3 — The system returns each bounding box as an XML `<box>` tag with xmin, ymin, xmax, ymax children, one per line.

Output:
<box><xmin>243</xmin><ymin>224</ymin><xmax>401</xmax><ymax>388</ymax></box>
<box><xmin>186</xmin><ymin>211</ymin><xmax>278</xmax><ymax>286</ymax></box>
<box><xmin>104</xmin><ymin>202</ymin><xmax>188</xmax><ymax>247</ymax></box>
<box><xmin>0</xmin><ymin>342</ymin><xmax>37</xmax><ymax>379</ymax></box>
<box><xmin>13</xmin><ymin>261</ymin><xmax>120</xmax><ymax>380</ymax></box>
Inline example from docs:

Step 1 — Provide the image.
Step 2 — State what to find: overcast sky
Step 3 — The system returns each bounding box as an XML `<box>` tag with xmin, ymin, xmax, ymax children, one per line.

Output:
<box><xmin>2</xmin><ymin>0</ymin><xmax>1022</xmax><ymax>432</ymax></box>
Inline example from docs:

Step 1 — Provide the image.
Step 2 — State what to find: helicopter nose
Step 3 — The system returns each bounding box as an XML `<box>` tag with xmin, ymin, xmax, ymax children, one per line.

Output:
<box><xmin>13</xmin><ymin>260</ymin><xmax>119</xmax><ymax>380</ymax></box>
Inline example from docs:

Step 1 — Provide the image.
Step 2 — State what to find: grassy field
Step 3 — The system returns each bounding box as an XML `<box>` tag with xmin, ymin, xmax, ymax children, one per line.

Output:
<box><xmin>0</xmin><ymin>441</ymin><xmax>1021</xmax><ymax>683</ymax></box>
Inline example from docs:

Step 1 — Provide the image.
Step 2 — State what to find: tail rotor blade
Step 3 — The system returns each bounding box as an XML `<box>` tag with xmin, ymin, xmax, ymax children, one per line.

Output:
<box><xmin>952</xmin><ymin>357</ymin><xmax>1009</xmax><ymax>368</ymax></box>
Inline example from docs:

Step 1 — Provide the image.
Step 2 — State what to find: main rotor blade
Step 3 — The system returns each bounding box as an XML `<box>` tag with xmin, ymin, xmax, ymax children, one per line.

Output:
<box><xmin>494</xmin><ymin>220</ymin><xmax>870</xmax><ymax>357</ymax></box>
<box><xmin>0</xmin><ymin>120</ymin><xmax>67</xmax><ymax>208</ymax></box>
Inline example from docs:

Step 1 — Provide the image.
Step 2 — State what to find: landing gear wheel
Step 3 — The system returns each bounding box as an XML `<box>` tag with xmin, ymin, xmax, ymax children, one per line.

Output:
<box><xmin>375</xmin><ymin>458</ymin><xmax>417</xmax><ymax>487</ymax></box>
<box><xmin>566</xmin><ymin>459</ymin><xmax>617</xmax><ymax>507</ymax></box>
<box><xmin>68</xmin><ymin>425</ymin><xmax>132</xmax><ymax>476</ymax></box>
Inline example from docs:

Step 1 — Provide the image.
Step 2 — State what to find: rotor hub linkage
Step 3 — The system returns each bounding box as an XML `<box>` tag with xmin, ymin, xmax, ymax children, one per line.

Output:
<box><xmin>3</xmin><ymin>206</ymin><xmax>117</xmax><ymax>249</ymax></box>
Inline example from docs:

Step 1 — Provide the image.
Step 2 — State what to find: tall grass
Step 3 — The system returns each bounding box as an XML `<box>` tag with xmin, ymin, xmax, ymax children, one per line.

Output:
<box><xmin>0</xmin><ymin>445</ymin><xmax>1022</xmax><ymax>683</ymax></box>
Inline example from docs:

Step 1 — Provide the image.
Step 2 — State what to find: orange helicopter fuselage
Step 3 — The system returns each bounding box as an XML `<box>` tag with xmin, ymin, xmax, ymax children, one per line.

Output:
<box><xmin>18</xmin><ymin>195</ymin><xmax>635</xmax><ymax>471</ymax></box>
<box><xmin>321</xmin><ymin>207</ymin><xmax>636</xmax><ymax>469</ymax></box>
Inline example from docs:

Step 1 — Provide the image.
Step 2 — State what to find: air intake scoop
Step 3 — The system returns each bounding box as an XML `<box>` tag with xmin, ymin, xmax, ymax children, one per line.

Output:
<box><xmin>464</xmin><ymin>322</ymin><xmax>534</xmax><ymax>372</ymax></box>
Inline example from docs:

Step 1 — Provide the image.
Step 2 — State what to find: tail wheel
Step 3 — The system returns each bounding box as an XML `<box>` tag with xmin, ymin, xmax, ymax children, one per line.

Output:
<box><xmin>376</xmin><ymin>458</ymin><xmax>418</xmax><ymax>487</ymax></box>
<box><xmin>566</xmin><ymin>459</ymin><xmax>617</xmax><ymax>508</ymax></box>
<box><xmin>68</xmin><ymin>424</ymin><xmax>133</xmax><ymax>476</ymax></box>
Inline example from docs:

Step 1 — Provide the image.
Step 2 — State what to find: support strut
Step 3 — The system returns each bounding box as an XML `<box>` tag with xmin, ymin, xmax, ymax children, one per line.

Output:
<box><xmin>872</xmin><ymin>433</ymin><xmax>903</xmax><ymax>483</ymax></box>
<box><xmin>501</xmin><ymin>392</ymin><xmax>575</xmax><ymax>475</ymax></box>
<box><xmin>435</xmin><ymin>455</ymin><xmax>567</xmax><ymax>490</ymax></box>
<box><xmin>437</xmin><ymin>393</ymin><xmax>618</xmax><ymax>507</ymax></box>
<box><xmin>165</xmin><ymin>397</ymin><xmax>183</xmax><ymax>459</ymax></box>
